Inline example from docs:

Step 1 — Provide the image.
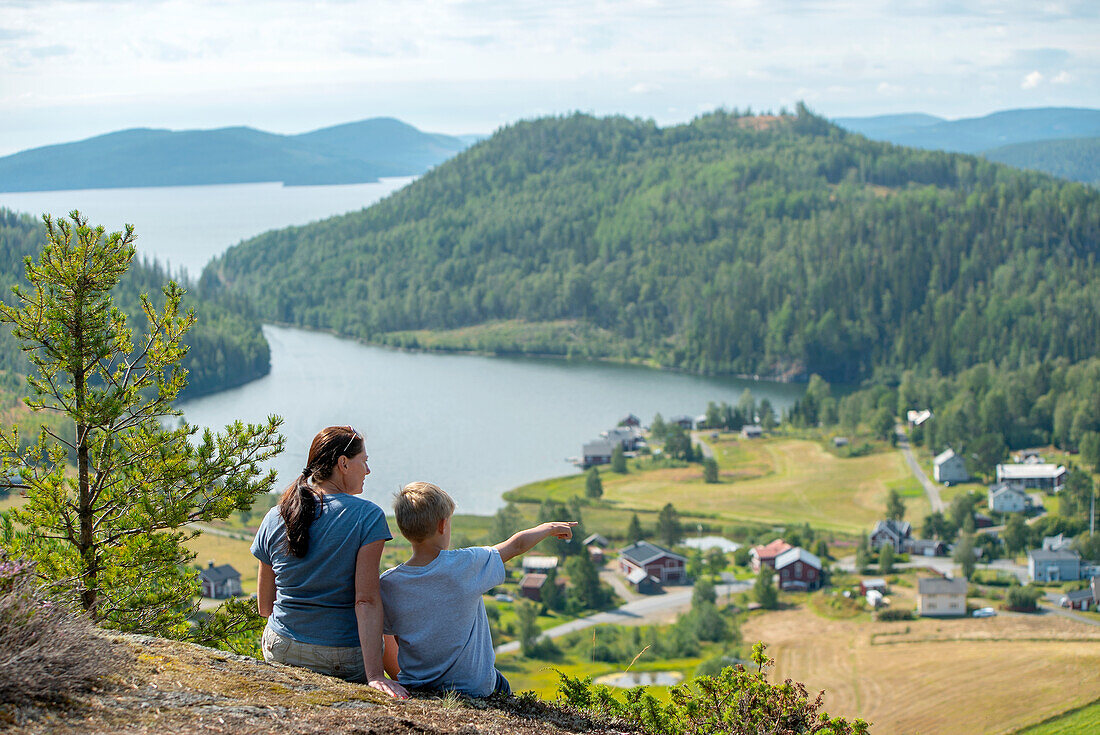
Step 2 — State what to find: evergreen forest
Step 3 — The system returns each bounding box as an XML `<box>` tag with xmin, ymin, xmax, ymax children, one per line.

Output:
<box><xmin>0</xmin><ymin>208</ymin><xmax>269</xmax><ymax>400</ymax></box>
<box><xmin>201</xmin><ymin>107</ymin><xmax>1100</xmax><ymax>454</ymax></box>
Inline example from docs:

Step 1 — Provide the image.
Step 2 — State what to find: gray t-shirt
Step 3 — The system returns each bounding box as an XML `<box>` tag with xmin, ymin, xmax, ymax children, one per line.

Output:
<box><xmin>380</xmin><ymin>546</ymin><xmax>505</xmax><ymax>696</ymax></box>
<box><xmin>251</xmin><ymin>494</ymin><xmax>391</xmax><ymax>647</ymax></box>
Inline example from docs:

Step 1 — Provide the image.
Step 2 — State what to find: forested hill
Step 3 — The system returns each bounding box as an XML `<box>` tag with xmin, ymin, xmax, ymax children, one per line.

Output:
<box><xmin>203</xmin><ymin>107</ymin><xmax>1100</xmax><ymax>384</ymax></box>
<box><xmin>0</xmin><ymin>209</ymin><xmax>269</xmax><ymax>399</ymax></box>
<box><xmin>0</xmin><ymin>118</ymin><xmax>468</xmax><ymax>192</ymax></box>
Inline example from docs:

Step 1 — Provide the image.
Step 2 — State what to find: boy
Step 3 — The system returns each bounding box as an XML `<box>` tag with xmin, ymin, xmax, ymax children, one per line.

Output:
<box><xmin>380</xmin><ymin>481</ymin><xmax>576</xmax><ymax>697</ymax></box>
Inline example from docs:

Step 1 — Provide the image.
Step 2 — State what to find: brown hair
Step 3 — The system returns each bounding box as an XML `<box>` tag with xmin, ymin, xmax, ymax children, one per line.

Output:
<box><xmin>278</xmin><ymin>425</ymin><xmax>364</xmax><ymax>557</ymax></box>
<box><xmin>394</xmin><ymin>482</ymin><xmax>455</xmax><ymax>542</ymax></box>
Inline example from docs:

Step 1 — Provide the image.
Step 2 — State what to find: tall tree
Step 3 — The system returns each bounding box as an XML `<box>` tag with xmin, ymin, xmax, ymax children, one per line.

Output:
<box><xmin>627</xmin><ymin>512</ymin><xmax>644</xmax><ymax>543</ymax></box>
<box><xmin>585</xmin><ymin>466</ymin><xmax>603</xmax><ymax>498</ymax></box>
<box><xmin>753</xmin><ymin>566</ymin><xmax>778</xmax><ymax>609</ymax></box>
<box><xmin>610</xmin><ymin>444</ymin><xmax>627</xmax><ymax>473</ymax></box>
<box><xmin>954</xmin><ymin>534</ymin><xmax>977</xmax><ymax>580</ymax></box>
<box><xmin>657</xmin><ymin>503</ymin><xmax>684</xmax><ymax>547</ymax></box>
<box><xmin>885</xmin><ymin>488</ymin><xmax>906</xmax><ymax>521</ymax></box>
<box><xmin>0</xmin><ymin>212</ymin><xmax>282</xmax><ymax>633</ymax></box>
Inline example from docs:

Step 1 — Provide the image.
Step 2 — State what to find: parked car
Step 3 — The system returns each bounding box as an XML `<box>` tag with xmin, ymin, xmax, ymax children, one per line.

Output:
<box><xmin>493</xmin><ymin>593</ymin><xmax>514</xmax><ymax>603</ymax></box>
<box><xmin>973</xmin><ymin>607</ymin><xmax>996</xmax><ymax>618</ymax></box>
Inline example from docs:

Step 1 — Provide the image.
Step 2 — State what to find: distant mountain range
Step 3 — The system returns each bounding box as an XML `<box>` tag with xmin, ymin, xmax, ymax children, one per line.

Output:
<box><xmin>835</xmin><ymin>107</ymin><xmax>1100</xmax><ymax>184</ymax></box>
<box><xmin>0</xmin><ymin>118</ymin><xmax>475</xmax><ymax>192</ymax></box>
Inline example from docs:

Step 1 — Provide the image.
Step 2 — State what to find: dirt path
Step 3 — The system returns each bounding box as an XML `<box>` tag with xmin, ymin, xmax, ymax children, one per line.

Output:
<box><xmin>896</xmin><ymin>427</ymin><xmax>945</xmax><ymax>512</ymax></box>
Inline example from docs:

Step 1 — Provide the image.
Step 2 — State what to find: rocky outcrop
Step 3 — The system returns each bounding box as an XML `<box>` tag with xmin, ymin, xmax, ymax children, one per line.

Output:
<box><xmin>2</xmin><ymin>634</ymin><xmax>632</xmax><ymax>735</ymax></box>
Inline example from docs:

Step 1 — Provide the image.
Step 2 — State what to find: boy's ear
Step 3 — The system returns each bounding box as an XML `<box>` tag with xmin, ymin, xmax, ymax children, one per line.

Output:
<box><xmin>438</xmin><ymin>518</ymin><xmax>448</xmax><ymax>536</ymax></box>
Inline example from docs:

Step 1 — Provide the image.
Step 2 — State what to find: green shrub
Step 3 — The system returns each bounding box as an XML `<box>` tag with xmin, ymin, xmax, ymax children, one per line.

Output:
<box><xmin>875</xmin><ymin>608</ymin><xmax>914</xmax><ymax>621</ymax></box>
<box><xmin>1005</xmin><ymin>585</ymin><xmax>1043</xmax><ymax>612</ymax></box>
<box><xmin>557</xmin><ymin>642</ymin><xmax>869</xmax><ymax>734</ymax></box>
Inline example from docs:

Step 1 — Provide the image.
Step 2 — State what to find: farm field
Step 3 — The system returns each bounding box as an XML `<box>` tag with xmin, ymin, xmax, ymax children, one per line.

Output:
<box><xmin>508</xmin><ymin>436</ymin><xmax>924</xmax><ymax>534</ymax></box>
<box><xmin>1016</xmin><ymin>699</ymin><xmax>1100</xmax><ymax>734</ymax></box>
<box><xmin>741</xmin><ymin>603</ymin><xmax>1100</xmax><ymax>735</ymax></box>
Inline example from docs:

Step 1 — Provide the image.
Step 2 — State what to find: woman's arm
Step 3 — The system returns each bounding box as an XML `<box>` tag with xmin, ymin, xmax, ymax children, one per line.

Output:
<box><xmin>354</xmin><ymin>540</ymin><xmax>408</xmax><ymax>698</ymax></box>
<box><xmin>257</xmin><ymin>562</ymin><xmax>276</xmax><ymax>618</ymax></box>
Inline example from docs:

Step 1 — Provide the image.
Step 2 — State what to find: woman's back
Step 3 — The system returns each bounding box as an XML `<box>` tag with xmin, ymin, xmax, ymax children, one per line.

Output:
<box><xmin>251</xmin><ymin>494</ymin><xmax>391</xmax><ymax>647</ymax></box>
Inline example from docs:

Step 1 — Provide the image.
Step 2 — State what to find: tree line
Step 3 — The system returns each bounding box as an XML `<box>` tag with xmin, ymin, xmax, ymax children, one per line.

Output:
<box><xmin>0</xmin><ymin>208</ymin><xmax>270</xmax><ymax>400</ymax></box>
<box><xmin>208</xmin><ymin>106</ymin><xmax>1100</xmax><ymax>389</ymax></box>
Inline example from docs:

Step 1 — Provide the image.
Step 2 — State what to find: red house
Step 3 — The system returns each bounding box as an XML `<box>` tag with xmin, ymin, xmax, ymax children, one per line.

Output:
<box><xmin>774</xmin><ymin>547</ymin><xmax>823</xmax><ymax>591</ymax></box>
<box><xmin>750</xmin><ymin>538</ymin><xmax>792</xmax><ymax>572</ymax></box>
<box><xmin>619</xmin><ymin>541</ymin><xmax>688</xmax><ymax>586</ymax></box>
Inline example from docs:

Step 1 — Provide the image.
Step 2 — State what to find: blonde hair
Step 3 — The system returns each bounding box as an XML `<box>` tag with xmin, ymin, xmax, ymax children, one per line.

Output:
<box><xmin>394</xmin><ymin>482</ymin><xmax>456</xmax><ymax>542</ymax></box>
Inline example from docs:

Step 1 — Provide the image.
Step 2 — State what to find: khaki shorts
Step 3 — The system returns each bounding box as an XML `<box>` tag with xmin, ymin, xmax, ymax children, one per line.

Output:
<box><xmin>261</xmin><ymin>625</ymin><xmax>366</xmax><ymax>683</ymax></box>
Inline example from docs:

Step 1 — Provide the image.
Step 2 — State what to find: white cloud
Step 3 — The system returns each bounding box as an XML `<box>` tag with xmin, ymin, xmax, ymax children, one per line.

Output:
<box><xmin>0</xmin><ymin>0</ymin><xmax>1098</xmax><ymax>151</ymax></box>
<box><xmin>1021</xmin><ymin>70</ymin><xmax>1043</xmax><ymax>89</ymax></box>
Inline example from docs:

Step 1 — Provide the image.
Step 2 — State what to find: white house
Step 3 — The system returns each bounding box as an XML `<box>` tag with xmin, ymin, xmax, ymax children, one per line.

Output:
<box><xmin>933</xmin><ymin>448</ymin><xmax>969</xmax><ymax>484</ymax></box>
<box><xmin>988</xmin><ymin>482</ymin><xmax>1028</xmax><ymax>514</ymax></box>
<box><xmin>907</xmin><ymin>409</ymin><xmax>933</xmax><ymax>427</ymax></box>
<box><xmin>522</xmin><ymin>555</ymin><xmax>559</xmax><ymax>574</ymax></box>
<box><xmin>917</xmin><ymin>576</ymin><xmax>967</xmax><ymax>617</ymax></box>
<box><xmin>996</xmin><ymin>463</ymin><xmax>1067</xmax><ymax>492</ymax></box>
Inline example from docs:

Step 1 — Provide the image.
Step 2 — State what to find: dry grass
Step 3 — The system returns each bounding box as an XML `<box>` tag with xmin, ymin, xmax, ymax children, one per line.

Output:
<box><xmin>601</xmin><ymin>438</ymin><xmax>922</xmax><ymax>533</ymax></box>
<box><xmin>742</xmin><ymin>604</ymin><xmax>1100</xmax><ymax>735</ymax></box>
<box><xmin>4</xmin><ymin>634</ymin><xmax>628</xmax><ymax>734</ymax></box>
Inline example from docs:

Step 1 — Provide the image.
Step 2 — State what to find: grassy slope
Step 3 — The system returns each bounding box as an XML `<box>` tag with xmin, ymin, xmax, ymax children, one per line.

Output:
<box><xmin>508</xmin><ymin>434</ymin><xmax>921</xmax><ymax>534</ymax></box>
<box><xmin>1016</xmin><ymin>699</ymin><xmax>1100</xmax><ymax>734</ymax></box>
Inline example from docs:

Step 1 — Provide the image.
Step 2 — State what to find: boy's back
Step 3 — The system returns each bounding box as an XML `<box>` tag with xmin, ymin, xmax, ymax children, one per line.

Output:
<box><xmin>379</xmin><ymin>546</ymin><xmax>505</xmax><ymax>697</ymax></box>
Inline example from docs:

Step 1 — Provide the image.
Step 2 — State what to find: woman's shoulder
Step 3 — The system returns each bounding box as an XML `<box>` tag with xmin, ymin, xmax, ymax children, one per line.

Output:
<box><xmin>327</xmin><ymin>494</ymin><xmax>386</xmax><ymax>520</ymax></box>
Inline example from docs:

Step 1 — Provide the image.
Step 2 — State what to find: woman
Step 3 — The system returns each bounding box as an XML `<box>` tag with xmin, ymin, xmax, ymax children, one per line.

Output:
<box><xmin>251</xmin><ymin>425</ymin><xmax>406</xmax><ymax>698</ymax></box>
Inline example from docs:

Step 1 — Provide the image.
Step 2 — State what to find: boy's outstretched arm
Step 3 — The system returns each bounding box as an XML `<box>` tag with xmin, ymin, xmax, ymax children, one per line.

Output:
<box><xmin>494</xmin><ymin>521</ymin><xmax>578</xmax><ymax>563</ymax></box>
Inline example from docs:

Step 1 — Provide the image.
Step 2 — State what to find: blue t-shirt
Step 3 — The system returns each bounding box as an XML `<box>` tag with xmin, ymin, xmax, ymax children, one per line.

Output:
<box><xmin>251</xmin><ymin>494</ymin><xmax>392</xmax><ymax>647</ymax></box>
<box><xmin>380</xmin><ymin>547</ymin><xmax>505</xmax><ymax>697</ymax></box>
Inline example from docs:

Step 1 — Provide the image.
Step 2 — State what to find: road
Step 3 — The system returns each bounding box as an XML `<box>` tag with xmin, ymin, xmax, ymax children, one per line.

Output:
<box><xmin>834</xmin><ymin>554</ymin><xmax>1029</xmax><ymax>583</ymax></box>
<box><xmin>896</xmin><ymin>428</ymin><xmax>946</xmax><ymax>513</ymax></box>
<box><xmin>495</xmin><ymin>578</ymin><xmax>750</xmax><ymax>654</ymax></box>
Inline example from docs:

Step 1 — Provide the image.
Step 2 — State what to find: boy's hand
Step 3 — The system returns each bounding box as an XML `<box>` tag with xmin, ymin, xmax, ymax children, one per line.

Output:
<box><xmin>543</xmin><ymin>521</ymin><xmax>578</xmax><ymax>540</ymax></box>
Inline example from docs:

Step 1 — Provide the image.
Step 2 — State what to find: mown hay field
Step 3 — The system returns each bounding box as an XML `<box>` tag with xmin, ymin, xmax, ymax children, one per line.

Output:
<box><xmin>742</xmin><ymin>604</ymin><xmax>1100</xmax><ymax>735</ymax></box>
<box><xmin>560</xmin><ymin>437</ymin><xmax>925</xmax><ymax>534</ymax></box>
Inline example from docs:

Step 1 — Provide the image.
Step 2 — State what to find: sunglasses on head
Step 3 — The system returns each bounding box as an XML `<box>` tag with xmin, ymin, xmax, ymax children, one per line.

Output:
<box><xmin>340</xmin><ymin>429</ymin><xmax>361</xmax><ymax>457</ymax></box>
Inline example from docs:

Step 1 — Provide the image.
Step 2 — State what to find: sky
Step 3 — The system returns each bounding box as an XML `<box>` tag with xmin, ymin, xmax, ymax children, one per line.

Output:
<box><xmin>1</xmin><ymin>0</ymin><xmax>1098</xmax><ymax>154</ymax></box>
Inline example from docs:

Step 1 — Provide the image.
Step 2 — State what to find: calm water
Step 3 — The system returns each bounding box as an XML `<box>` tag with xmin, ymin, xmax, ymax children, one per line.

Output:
<box><xmin>0</xmin><ymin>178</ymin><xmax>414</xmax><ymax>278</ymax></box>
<box><xmin>2</xmin><ymin>181</ymin><xmax>804</xmax><ymax>515</ymax></box>
<box><xmin>179</xmin><ymin>325</ymin><xmax>804</xmax><ymax>516</ymax></box>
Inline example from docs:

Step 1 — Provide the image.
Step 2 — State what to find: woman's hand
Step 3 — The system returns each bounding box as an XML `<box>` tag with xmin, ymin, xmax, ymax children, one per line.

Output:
<box><xmin>368</xmin><ymin>676</ymin><xmax>409</xmax><ymax>699</ymax></box>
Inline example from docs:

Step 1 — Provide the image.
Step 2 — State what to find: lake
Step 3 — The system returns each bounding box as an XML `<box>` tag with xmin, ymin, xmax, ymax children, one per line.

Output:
<box><xmin>0</xmin><ymin>181</ymin><xmax>804</xmax><ymax>515</ymax></box>
<box><xmin>180</xmin><ymin>325</ymin><xmax>804</xmax><ymax>516</ymax></box>
<box><xmin>0</xmin><ymin>178</ymin><xmax>415</xmax><ymax>278</ymax></box>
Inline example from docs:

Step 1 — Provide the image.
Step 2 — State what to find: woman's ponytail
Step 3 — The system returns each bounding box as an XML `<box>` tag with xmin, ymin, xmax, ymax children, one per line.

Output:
<box><xmin>279</xmin><ymin>468</ymin><xmax>317</xmax><ymax>558</ymax></box>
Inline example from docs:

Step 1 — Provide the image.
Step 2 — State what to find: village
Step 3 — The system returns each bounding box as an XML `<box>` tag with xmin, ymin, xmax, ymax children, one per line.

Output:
<box><xmin>184</xmin><ymin>404</ymin><xmax>1100</xmax><ymax>733</ymax></box>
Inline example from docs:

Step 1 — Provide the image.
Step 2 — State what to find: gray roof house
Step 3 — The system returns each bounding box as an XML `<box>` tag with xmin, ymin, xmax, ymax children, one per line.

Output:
<box><xmin>933</xmin><ymin>448</ymin><xmax>969</xmax><ymax>484</ymax></box>
<box><xmin>581</xmin><ymin>438</ymin><xmax>615</xmax><ymax>467</ymax></box>
<box><xmin>988</xmin><ymin>483</ymin><xmax>1029</xmax><ymax>514</ymax></box>
<box><xmin>869</xmin><ymin>519</ymin><xmax>912</xmax><ymax>553</ymax></box>
<box><xmin>917</xmin><ymin>576</ymin><xmax>968</xmax><ymax>617</ymax></box>
<box><xmin>996</xmin><ymin>463</ymin><xmax>1067</xmax><ymax>492</ymax></box>
<box><xmin>199</xmin><ymin>562</ymin><xmax>242</xmax><ymax>599</ymax></box>
<box><xmin>1042</xmin><ymin>533</ymin><xmax>1073</xmax><ymax>552</ymax></box>
<box><xmin>1028</xmin><ymin>548</ymin><xmax>1082</xmax><ymax>582</ymax></box>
